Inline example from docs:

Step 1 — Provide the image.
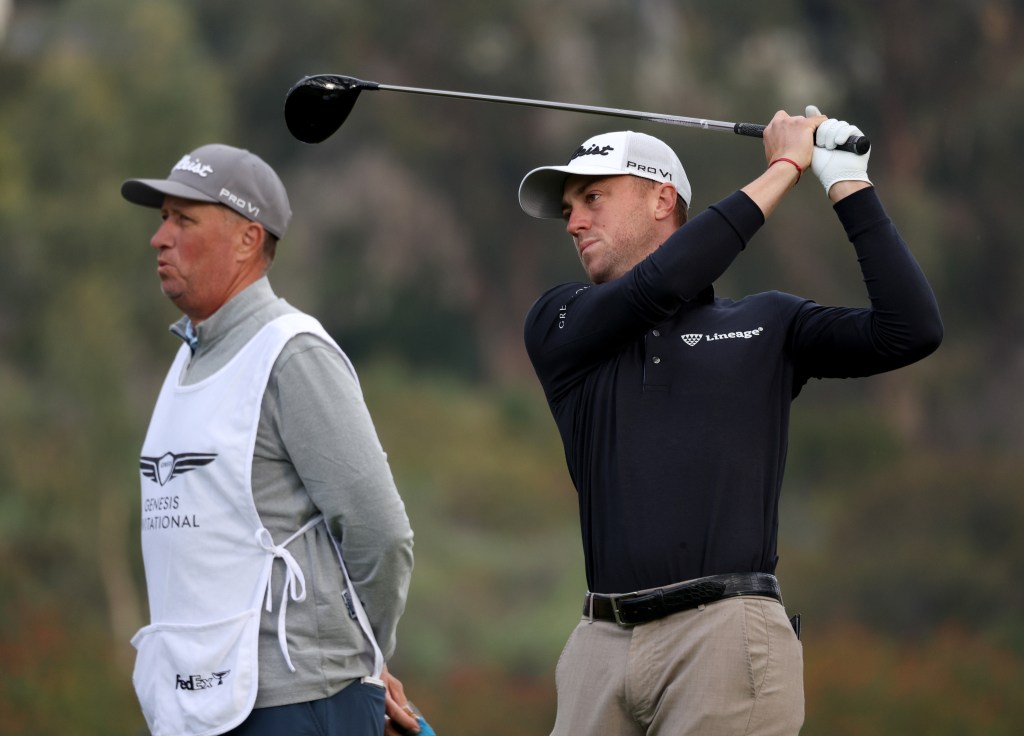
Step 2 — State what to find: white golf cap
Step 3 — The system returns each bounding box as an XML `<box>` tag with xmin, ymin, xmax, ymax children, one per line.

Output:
<box><xmin>121</xmin><ymin>144</ymin><xmax>292</xmax><ymax>239</ymax></box>
<box><xmin>518</xmin><ymin>130</ymin><xmax>691</xmax><ymax>219</ymax></box>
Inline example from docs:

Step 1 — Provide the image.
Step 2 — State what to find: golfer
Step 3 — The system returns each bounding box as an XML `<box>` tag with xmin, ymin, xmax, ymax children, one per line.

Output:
<box><xmin>517</xmin><ymin>107</ymin><xmax>942</xmax><ymax>735</ymax></box>
<box><xmin>122</xmin><ymin>144</ymin><xmax>420</xmax><ymax>736</ymax></box>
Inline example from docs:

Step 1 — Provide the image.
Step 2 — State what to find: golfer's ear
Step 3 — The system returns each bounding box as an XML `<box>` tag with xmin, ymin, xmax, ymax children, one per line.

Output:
<box><xmin>654</xmin><ymin>183</ymin><xmax>678</xmax><ymax>221</ymax></box>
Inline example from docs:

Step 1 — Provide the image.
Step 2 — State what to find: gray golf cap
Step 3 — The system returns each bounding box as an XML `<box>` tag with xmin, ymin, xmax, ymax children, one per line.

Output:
<box><xmin>121</xmin><ymin>144</ymin><xmax>292</xmax><ymax>239</ymax></box>
<box><xmin>519</xmin><ymin>130</ymin><xmax>691</xmax><ymax>219</ymax></box>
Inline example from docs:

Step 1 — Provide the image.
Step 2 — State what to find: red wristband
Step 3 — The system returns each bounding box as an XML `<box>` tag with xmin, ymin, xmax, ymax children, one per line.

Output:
<box><xmin>769</xmin><ymin>157</ymin><xmax>802</xmax><ymax>182</ymax></box>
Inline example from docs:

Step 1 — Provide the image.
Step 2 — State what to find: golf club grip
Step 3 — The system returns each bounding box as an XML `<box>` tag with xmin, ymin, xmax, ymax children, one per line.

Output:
<box><xmin>734</xmin><ymin>122</ymin><xmax>870</xmax><ymax>155</ymax></box>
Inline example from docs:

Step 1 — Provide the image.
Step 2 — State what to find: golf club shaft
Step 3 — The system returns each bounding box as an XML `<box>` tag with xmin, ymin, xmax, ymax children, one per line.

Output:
<box><xmin>378</xmin><ymin>82</ymin><xmax>737</xmax><ymax>132</ymax></box>
<box><xmin>369</xmin><ymin>81</ymin><xmax>869</xmax><ymax>154</ymax></box>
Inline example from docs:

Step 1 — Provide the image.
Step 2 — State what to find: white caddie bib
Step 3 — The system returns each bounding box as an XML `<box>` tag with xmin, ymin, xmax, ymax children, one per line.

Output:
<box><xmin>130</xmin><ymin>313</ymin><xmax>378</xmax><ymax>736</ymax></box>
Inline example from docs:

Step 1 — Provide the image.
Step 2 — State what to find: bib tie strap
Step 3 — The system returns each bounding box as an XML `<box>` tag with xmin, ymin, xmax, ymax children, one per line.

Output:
<box><xmin>256</xmin><ymin>514</ymin><xmax>324</xmax><ymax>672</ymax></box>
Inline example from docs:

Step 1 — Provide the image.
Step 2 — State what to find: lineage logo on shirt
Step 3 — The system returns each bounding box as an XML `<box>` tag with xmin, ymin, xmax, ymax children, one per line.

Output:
<box><xmin>681</xmin><ymin>327</ymin><xmax>764</xmax><ymax>346</ymax></box>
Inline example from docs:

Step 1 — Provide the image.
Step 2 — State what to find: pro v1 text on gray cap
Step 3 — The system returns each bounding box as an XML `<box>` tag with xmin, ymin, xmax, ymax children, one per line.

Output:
<box><xmin>121</xmin><ymin>144</ymin><xmax>292</xmax><ymax>239</ymax></box>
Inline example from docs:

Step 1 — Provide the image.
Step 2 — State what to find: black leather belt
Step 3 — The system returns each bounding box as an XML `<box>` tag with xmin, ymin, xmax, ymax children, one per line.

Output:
<box><xmin>584</xmin><ymin>572</ymin><xmax>782</xmax><ymax>626</ymax></box>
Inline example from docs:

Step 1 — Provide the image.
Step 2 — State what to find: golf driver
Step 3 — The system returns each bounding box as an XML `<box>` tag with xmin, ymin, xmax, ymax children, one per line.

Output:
<box><xmin>284</xmin><ymin>74</ymin><xmax>870</xmax><ymax>154</ymax></box>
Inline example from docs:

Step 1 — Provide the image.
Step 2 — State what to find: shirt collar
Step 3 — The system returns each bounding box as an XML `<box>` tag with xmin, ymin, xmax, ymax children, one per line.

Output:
<box><xmin>169</xmin><ymin>277</ymin><xmax>277</xmax><ymax>352</ymax></box>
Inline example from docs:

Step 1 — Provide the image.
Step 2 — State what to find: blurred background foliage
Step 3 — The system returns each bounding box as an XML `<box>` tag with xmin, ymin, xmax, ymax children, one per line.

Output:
<box><xmin>1</xmin><ymin>0</ymin><xmax>1022</xmax><ymax>733</ymax></box>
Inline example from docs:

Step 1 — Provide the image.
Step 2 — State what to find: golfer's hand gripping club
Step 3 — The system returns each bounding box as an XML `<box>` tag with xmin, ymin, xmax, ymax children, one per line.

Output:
<box><xmin>734</xmin><ymin>121</ymin><xmax>870</xmax><ymax>155</ymax></box>
<box><xmin>804</xmin><ymin>104</ymin><xmax>872</xmax><ymax>194</ymax></box>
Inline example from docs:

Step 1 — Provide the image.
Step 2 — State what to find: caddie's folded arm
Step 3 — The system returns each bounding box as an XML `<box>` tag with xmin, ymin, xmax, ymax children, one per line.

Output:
<box><xmin>269</xmin><ymin>337</ymin><xmax>414</xmax><ymax>658</ymax></box>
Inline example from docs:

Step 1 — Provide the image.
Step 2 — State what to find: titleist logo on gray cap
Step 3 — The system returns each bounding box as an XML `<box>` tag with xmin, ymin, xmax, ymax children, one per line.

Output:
<box><xmin>121</xmin><ymin>144</ymin><xmax>292</xmax><ymax>239</ymax></box>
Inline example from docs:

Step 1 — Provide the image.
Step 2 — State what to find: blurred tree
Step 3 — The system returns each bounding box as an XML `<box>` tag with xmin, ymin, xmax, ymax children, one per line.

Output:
<box><xmin>1</xmin><ymin>0</ymin><xmax>231</xmax><ymax>731</ymax></box>
<box><xmin>804</xmin><ymin>621</ymin><xmax>1024</xmax><ymax>735</ymax></box>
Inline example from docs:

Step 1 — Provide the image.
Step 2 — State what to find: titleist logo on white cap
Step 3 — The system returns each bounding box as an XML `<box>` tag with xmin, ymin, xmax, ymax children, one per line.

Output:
<box><xmin>570</xmin><ymin>143</ymin><xmax>615</xmax><ymax>161</ymax></box>
<box><xmin>518</xmin><ymin>131</ymin><xmax>691</xmax><ymax>220</ymax></box>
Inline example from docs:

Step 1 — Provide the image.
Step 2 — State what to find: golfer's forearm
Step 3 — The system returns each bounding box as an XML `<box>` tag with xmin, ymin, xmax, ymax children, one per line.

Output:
<box><xmin>741</xmin><ymin>158</ymin><xmax>802</xmax><ymax>218</ymax></box>
<box><xmin>838</xmin><ymin>188</ymin><xmax>943</xmax><ymax>358</ymax></box>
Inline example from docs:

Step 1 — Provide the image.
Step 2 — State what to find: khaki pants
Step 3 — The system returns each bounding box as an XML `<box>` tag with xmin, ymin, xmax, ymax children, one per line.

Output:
<box><xmin>550</xmin><ymin>596</ymin><xmax>804</xmax><ymax>736</ymax></box>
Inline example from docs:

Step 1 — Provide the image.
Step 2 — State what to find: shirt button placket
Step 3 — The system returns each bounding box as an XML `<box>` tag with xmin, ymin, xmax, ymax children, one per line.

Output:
<box><xmin>644</xmin><ymin>328</ymin><xmax>668</xmax><ymax>388</ymax></box>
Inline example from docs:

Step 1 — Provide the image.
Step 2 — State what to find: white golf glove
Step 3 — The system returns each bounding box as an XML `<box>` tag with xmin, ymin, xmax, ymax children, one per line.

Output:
<box><xmin>805</xmin><ymin>104</ymin><xmax>871</xmax><ymax>195</ymax></box>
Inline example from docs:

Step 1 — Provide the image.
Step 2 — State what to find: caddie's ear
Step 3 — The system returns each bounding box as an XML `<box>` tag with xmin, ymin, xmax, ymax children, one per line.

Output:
<box><xmin>236</xmin><ymin>219</ymin><xmax>266</xmax><ymax>262</ymax></box>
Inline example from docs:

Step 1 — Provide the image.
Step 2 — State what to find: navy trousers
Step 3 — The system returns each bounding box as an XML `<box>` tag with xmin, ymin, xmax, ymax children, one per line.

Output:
<box><xmin>223</xmin><ymin>680</ymin><xmax>386</xmax><ymax>736</ymax></box>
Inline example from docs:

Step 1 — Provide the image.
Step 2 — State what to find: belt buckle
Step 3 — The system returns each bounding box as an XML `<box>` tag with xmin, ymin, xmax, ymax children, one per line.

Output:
<box><xmin>607</xmin><ymin>593</ymin><xmax>635</xmax><ymax>626</ymax></box>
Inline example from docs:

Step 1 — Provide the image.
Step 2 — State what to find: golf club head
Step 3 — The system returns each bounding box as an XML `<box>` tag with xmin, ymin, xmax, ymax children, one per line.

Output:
<box><xmin>284</xmin><ymin>75</ymin><xmax>377</xmax><ymax>144</ymax></box>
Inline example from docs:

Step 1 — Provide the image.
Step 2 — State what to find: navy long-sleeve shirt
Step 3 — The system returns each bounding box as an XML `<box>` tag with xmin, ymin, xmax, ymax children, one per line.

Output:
<box><xmin>524</xmin><ymin>187</ymin><xmax>942</xmax><ymax>594</ymax></box>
